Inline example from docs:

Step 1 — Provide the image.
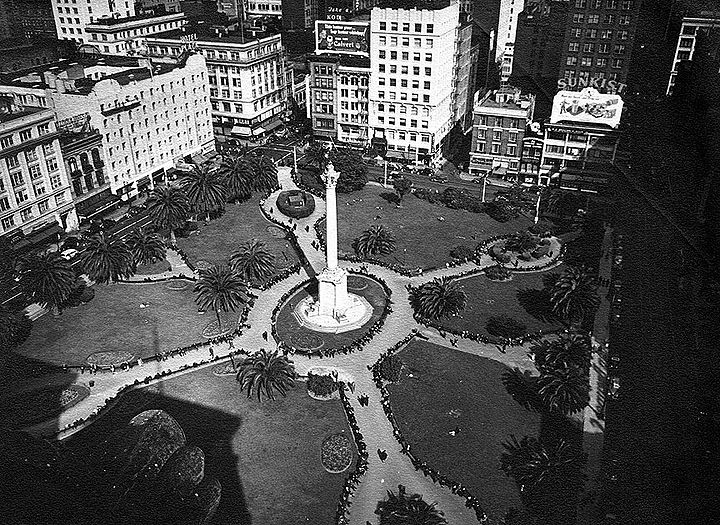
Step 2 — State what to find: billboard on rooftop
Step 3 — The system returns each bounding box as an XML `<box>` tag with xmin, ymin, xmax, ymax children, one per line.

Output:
<box><xmin>315</xmin><ymin>21</ymin><xmax>370</xmax><ymax>56</ymax></box>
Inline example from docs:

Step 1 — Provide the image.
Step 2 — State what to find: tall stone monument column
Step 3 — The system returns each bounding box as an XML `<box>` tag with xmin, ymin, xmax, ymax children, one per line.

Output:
<box><xmin>317</xmin><ymin>162</ymin><xmax>349</xmax><ymax>318</ymax></box>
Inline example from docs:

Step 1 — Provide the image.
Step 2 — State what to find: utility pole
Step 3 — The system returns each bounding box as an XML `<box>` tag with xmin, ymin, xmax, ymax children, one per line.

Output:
<box><xmin>481</xmin><ymin>176</ymin><xmax>487</xmax><ymax>202</ymax></box>
<box><xmin>534</xmin><ymin>190</ymin><xmax>542</xmax><ymax>224</ymax></box>
<box><xmin>293</xmin><ymin>146</ymin><xmax>298</xmax><ymax>173</ymax></box>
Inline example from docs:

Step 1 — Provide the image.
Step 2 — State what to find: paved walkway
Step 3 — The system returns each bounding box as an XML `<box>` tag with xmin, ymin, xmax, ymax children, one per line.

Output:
<box><xmin>24</xmin><ymin>167</ymin><xmax>567</xmax><ymax>524</ymax></box>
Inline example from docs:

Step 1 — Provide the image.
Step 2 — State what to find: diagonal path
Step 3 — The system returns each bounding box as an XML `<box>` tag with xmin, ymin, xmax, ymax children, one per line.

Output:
<box><xmin>26</xmin><ymin>166</ymin><xmax>564</xmax><ymax>524</ymax></box>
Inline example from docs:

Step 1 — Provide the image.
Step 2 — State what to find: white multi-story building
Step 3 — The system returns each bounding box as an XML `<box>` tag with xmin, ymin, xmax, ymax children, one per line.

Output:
<box><xmin>0</xmin><ymin>54</ymin><xmax>215</xmax><ymax>201</ymax></box>
<box><xmin>85</xmin><ymin>12</ymin><xmax>186</xmax><ymax>56</ymax></box>
<box><xmin>51</xmin><ymin>0</ymin><xmax>135</xmax><ymax>45</ymax></box>
<box><xmin>497</xmin><ymin>0</ymin><xmax>525</xmax><ymax>83</ymax></box>
<box><xmin>667</xmin><ymin>12</ymin><xmax>720</xmax><ymax>95</ymax></box>
<box><xmin>0</xmin><ymin>95</ymin><xmax>74</xmax><ymax>240</ymax></box>
<box><xmin>368</xmin><ymin>1</ymin><xmax>464</xmax><ymax>160</ymax></box>
<box><xmin>146</xmin><ymin>28</ymin><xmax>287</xmax><ymax>141</ymax></box>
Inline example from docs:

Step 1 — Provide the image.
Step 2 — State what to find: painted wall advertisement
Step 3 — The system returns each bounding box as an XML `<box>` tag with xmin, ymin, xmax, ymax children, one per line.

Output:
<box><xmin>550</xmin><ymin>88</ymin><xmax>623</xmax><ymax>129</ymax></box>
<box><xmin>315</xmin><ymin>21</ymin><xmax>369</xmax><ymax>56</ymax></box>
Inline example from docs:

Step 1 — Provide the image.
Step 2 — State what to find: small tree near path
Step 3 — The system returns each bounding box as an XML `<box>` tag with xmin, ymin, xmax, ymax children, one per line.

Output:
<box><xmin>393</xmin><ymin>177</ymin><xmax>413</xmax><ymax>205</ymax></box>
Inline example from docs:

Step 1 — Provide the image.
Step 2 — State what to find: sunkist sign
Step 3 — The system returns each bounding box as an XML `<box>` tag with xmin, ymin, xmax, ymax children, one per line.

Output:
<box><xmin>557</xmin><ymin>76</ymin><xmax>627</xmax><ymax>95</ymax></box>
<box><xmin>550</xmin><ymin>87</ymin><xmax>623</xmax><ymax>129</ymax></box>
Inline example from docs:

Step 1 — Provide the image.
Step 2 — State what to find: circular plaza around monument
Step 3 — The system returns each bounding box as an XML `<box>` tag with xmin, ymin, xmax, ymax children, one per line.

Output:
<box><xmin>274</xmin><ymin>273</ymin><xmax>389</xmax><ymax>354</ymax></box>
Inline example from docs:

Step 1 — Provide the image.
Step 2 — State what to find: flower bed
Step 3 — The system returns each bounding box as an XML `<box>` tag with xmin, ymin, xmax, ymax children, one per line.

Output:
<box><xmin>321</xmin><ymin>433</ymin><xmax>353</xmax><ymax>473</ymax></box>
<box><xmin>277</xmin><ymin>189</ymin><xmax>316</xmax><ymax>218</ymax></box>
<box><xmin>307</xmin><ymin>370</ymin><xmax>339</xmax><ymax>399</ymax></box>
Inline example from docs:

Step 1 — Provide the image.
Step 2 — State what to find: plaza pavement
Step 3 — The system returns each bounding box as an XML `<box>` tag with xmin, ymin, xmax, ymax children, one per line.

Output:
<box><xmin>22</xmin><ymin>166</ymin><xmax>567</xmax><ymax>524</ymax></box>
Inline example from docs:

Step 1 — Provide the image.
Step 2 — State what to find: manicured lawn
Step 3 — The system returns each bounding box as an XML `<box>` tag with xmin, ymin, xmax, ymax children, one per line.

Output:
<box><xmin>440</xmin><ymin>265</ymin><xmax>565</xmax><ymax>341</ymax></box>
<box><xmin>65</xmin><ymin>366</ymin><xmax>356</xmax><ymax>525</ymax></box>
<box><xmin>386</xmin><ymin>340</ymin><xmax>541</xmax><ymax>521</ymax></box>
<box><xmin>13</xmin><ymin>281</ymin><xmax>238</xmax><ymax>366</ymax></box>
<box><xmin>177</xmin><ymin>196</ymin><xmax>300</xmax><ymax>283</ymax></box>
<box><xmin>318</xmin><ymin>185</ymin><xmax>531</xmax><ymax>270</ymax></box>
<box><xmin>275</xmin><ymin>274</ymin><xmax>388</xmax><ymax>353</ymax></box>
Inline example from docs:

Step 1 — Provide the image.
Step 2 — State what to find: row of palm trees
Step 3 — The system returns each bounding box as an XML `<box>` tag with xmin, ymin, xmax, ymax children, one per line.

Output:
<box><xmin>146</xmin><ymin>154</ymin><xmax>279</xmax><ymax>246</ymax></box>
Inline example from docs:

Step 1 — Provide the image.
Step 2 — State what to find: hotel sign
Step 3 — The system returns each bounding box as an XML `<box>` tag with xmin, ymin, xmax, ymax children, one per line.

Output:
<box><xmin>550</xmin><ymin>88</ymin><xmax>623</xmax><ymax>129</ymax></box>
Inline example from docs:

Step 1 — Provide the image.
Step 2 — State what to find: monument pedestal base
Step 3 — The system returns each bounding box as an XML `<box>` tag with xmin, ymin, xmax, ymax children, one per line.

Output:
<box><xmin>317</xmin><ymin>266</ymin><xmax>349</xmax><ymax>318</ymax></box>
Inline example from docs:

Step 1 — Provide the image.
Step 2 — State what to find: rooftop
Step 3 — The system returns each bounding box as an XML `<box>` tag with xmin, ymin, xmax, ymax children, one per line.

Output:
<box><xmin>307</xmin><ymin>54</ymin><xmax>371</xmax><ymax>69</ymax></box>
<box><xmin>375</xmin><ymin>0</ymin><xmax>452</xmax><ymax>11</ymax></box>
<box><xmin>0</xmin><ymin>55</ymin><xmax>189</xmax><ymax>94</ymax></box>
<box><xmin>149</xmin><ymin>23</ymin><xmax>277</xmax><ymax>44</ymax></box>
<box><xmin>88</xmin><ymin>12</ymin><xmax>184</xmax><ymax>27</ymax></box>
<box><xmin>0</xmin><ymin>105</ymin><xmax>47</xmax><ymax>125</ymax></box>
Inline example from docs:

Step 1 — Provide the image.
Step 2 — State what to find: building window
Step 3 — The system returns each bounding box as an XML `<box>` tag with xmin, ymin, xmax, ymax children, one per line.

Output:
<box><xmin>491</xmin><ymin>143</ymin><xmax>501</xmax><ymax>154</ymax></box>
<box><xmin>1</xmin><ymin>216</ymin><xmax>15</xmax><ymax>230</ymax></box>
<box><xmin>581</xmin><ymin>57</ymin><xmax>593</xmax><ymax>67</ymax></box>
<box><xmin>19</xmin><ymin>129</ymin><xmax>32</xmax><ymax>141</ymax></box>
<box><xmin>587</xmin><ymin>14</ymin><xmax>599</xmax><ymax>24</ymax></box>
<box><xmin>566</xmin><ymin>56</ymin><xmax>578</xmax><ymax>66</ymax></box>
<box><xmin>1</xmin><ymin>135</ymin><xmax>14</xmax><ymax>148</ymax></box>
<box><xmin>506</xmin><ymin>145</ymin><xmax>517</xmax><ymax>156</ymax></box>
<box><xmin>572</xmin><ymin>14</ymin><xmax>584</xmax><ymax>24</ymax></box>
<box><xmin>15</xmin><ymin>189</ymin><xmax>29</xmax><ymax>204</ymax></box>
<box><xmin>0</xmin><ymin>197</ymin><xmax>9</xmax><ymax>211</ymax></box>
<box><xmin>10</xmin><ymin>171</ymin><xmax>24</xmax><ymax>187</ymax></box>
<box><xmin>20</xmin><ymin>208</ymin><xmax>33</xmax><ymax>222</ymax></box>
<box><xmin>493</xmin><ymin>130</ymin><xmax>502</xmax><ymax>141</ymax></box>
<box><xmin>612</xmin><ymin>58</ymin><xmax>623</xmax><ymax>68</ymax></box>
<box><xmin>583</xmin><ymin>43</ymin><xmax>595</xmax><ymax>53</ymax></box>
<box><xmin>55</xmin><ymin>193</ymin><xmax>66</xmax><ymax>206</ymax></box>
<box><xmin>569</xmin><ymin>42</ymin><xmax>579</xmax><ymax>52</ymax></box>
<box><xmin>6</xmin><ymin>155</ymin><xmax>19</xmax><ymax>169</ymax></box>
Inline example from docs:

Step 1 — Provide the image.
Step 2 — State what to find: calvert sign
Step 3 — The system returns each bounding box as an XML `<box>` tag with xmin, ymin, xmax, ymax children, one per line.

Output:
<box><xmin>315</xmin><ymin>21</ymin><xmax>370</xmax><ymax>56</ymax></box>
<box><xmin>550</xmin><ymin>88</ymin><xmax>623</xmax><ymax>129</ymax></box>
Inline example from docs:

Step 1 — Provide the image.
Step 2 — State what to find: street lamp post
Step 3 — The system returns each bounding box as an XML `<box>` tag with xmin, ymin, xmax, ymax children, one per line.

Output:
<box><xmin>293</xmin><ymin>146</ymin><xmax>298</xmax><ymax>173</ymax></box>
<box><xmin>534</xmin><ymin>190</ymin><xmax>542</xmax><ymax>225</ymax></box>
<box><xmin>481</xmin><ymin>176</ymin><xmax>487</xmax><ymax>203</ymax></box>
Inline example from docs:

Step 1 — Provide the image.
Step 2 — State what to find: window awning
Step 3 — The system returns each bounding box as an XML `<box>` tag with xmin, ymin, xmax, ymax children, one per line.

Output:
<box><xmin>252</xmin><ymin>127</ymin><xmax>265</xmax><ymax>136</ymax></box>
<box><xmin>263</xmin><ymin>119</ymin><xmax>283</xmax><ymax>132</ymax></box>
<box><xmin>231</xmin><ymin>126</ymin><xmax>253</xmax><ymax>136</ymax></box>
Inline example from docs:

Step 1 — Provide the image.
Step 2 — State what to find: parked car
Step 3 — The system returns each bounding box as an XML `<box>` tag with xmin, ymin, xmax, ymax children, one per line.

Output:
<box><xmin>430</xmin><ymin>174</ymin><xmax>448</xmax><ymax>183</ymax></box>
<box><xmin>608</xmin><ymin>376</ymin><xmax>620</xmax><ymax>400</ymax></box>
<box><xmin>60</xmin><ymin>248</ymin><xmax>78</xmax><ymax>260</ymax></box>
<box><xmin>419</xmin><ymin>168</ymin><xmax>433</xmax><ymax>177</ymax></box>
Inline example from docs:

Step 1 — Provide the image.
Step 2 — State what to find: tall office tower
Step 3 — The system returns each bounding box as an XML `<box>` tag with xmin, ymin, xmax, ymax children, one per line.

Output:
<box><xmin>138</xmin><ymin>0</ymin><xmax>182</xmax><ymax>14</ymax></box>
<box><xmin>368</xmin><ymin>1</ymin><xmax>475</xmax><ymax>161</ymax></box>
<box><xmin>21</xmin><ymin>0</ymin><xmax>57</xmax><ymax>39</ymax></box>
<box><xmin>0</xmin><ymin>0</ymin><xmax>19</xmax><ymax>39</ymax></box>
<box><xmin>512</xmin><ymin>0</ymin><xmax>568</xmax><ymax>118</ymax></box>
<box><xmin>666</xmin><ymin>9</ymin><xmax>720</xmax><ymax>95</ymax></box>
<box><xmin>557</xmin><ymin>0</ymin><xmax>641</xmax><ymax>95</ymax></box>
<box><xmin>51</xmin><ymin>0</ymin><xmax>135</xmax><ymax>45</ymax></box>
<box><xmin>496</xmin><ymin>0</ymin><xmax>525</xmax><ymax>82</ymax></box>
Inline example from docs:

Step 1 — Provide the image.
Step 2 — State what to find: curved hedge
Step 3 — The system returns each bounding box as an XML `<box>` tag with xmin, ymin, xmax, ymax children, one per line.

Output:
<box><xmin>277</xmin><ymin>190</ymin><xmax>316</xmax><ymax>219</ymax></box>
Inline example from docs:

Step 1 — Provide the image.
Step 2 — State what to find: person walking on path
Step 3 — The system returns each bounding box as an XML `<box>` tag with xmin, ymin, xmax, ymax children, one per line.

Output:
<box><xmin>262</xmin><ymin>331</ymin><xmax>268</xmax><ymax>341</ymax></box>
<box><xmin>377</xmin><ymin>449</ymin><xmax>387</xmax><ymax>462</ymax></box>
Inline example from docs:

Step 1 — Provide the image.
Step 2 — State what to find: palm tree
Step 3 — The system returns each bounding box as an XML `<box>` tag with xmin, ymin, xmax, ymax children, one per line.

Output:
<box><xmin>549</xmin><ymin>265</ymin><xmax>600</xmax><ymax>327</ymax></box>
<box><xmin>146</xmin><ymin>185</ymin><xmax>190</xmax><ymax>246</ymax></box>
<box><xmin>219</xmin><ymin>153</ymin><xmax>255</xmax><ymax>202</ymax></box>
<box><xmin>229</xmin><ymin>240</ymin><xmax>275</xmax><ymax>284</ymax></box>
<box><xmin>194</xmin><ymin>265</ymin><xmax>249</xmax><ymax>334</ymax></box>
<box><xmin>17</xmin><ymin>251</ymin><xmax>75</xmax><ymax>314</ymax></box>
<box><xmin>500</xmin><ymin>435</ymin><xmax>583</xmax><ymax>491</ymax></box>
<box><xmin>251</xmin><ymin>155</ymin><xmax>279</xmax><ymax>194</ymax></box>
<box><xmin>79</xmin><ymin>232</ymin><xmax>134</xmax><ymax>284</ymax></box>
<box><xmin>353</xmin><ymin>225</ymin><xmax>396</xmax><ymax>258</ymax></box>
<box><xmin>375</xmin><ymin>484</ymin><xmax>447</xmax><ymax>525</ymax></box>
<box><xmin>179</xmin><ymin>164</ymin><xmax>227</xmax><ymax>220</ymax></box>
<box><xmin>304</xmin><ymin>141</ymin><xmax>329</xmax><ymax>172</ymax></box>
<box><xmin>126</xmin><ymin>228</ymin><xmax>166</xmax><ymax>267</ymax></box>
<box><xmin>0</xmin><ymin>306</ymin><xmax>30</xmax><ymax>350</ymax></box>
<box><xmin>536</xmin><ymin>365</ymin><xmax>590</xmax><ymax>416</ymax></box>
<box><xmin>530</xmin><ymin>333</ymin><xmax>591</xmax><ymax>373</ymax></box>
<box><xmin>408</xmin><ymin>277</ymin><xmax>467</xmax><ymax>321</ymax></box>
<box><xmin>236</xmin><ymin>349</ymin><xmax>296</xmax><ymax>401</ymax></box>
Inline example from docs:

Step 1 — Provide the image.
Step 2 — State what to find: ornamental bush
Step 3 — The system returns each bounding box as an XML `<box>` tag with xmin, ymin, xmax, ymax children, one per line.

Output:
<box><xmin>450</xmin><ymin>244</ymin><xmax>474</xmax><ymax>261</ymax></box>
<box><xmin>379</xmin><ymin>354</ymin><xmax>403</xmax><ymax>383</ymax></box>
<box><xmin>484</xmin><ymin>264</ymin><xmax>512</xmax><ymax>281</ymax></box>
<box><xmin>307</xmin><ymin>372</ymin><xmax>339</xmax><ymax>397</ymax></box>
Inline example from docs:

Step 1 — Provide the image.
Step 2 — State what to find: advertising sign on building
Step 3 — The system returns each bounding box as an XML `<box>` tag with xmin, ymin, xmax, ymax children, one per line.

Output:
<box><xmin>326</xmin><ymin>6</ymin><xmax>353</xmax><ymax>20</ymax></box>
<box><xmin>550</xmin><ymin>88</ymin><xmax>623</xmax><ymax>129</ymax></box>
<box><xmin>315</xmin><ymin>21</ymin><xmax>370</xmax><ymax>56</ymax></box>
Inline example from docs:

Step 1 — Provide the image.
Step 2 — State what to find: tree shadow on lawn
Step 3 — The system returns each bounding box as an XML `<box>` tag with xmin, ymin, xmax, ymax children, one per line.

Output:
<box><xmin>516</xmin><ymin>288</ymin><xmax>557</xmax><ymax>324</ymax></box>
